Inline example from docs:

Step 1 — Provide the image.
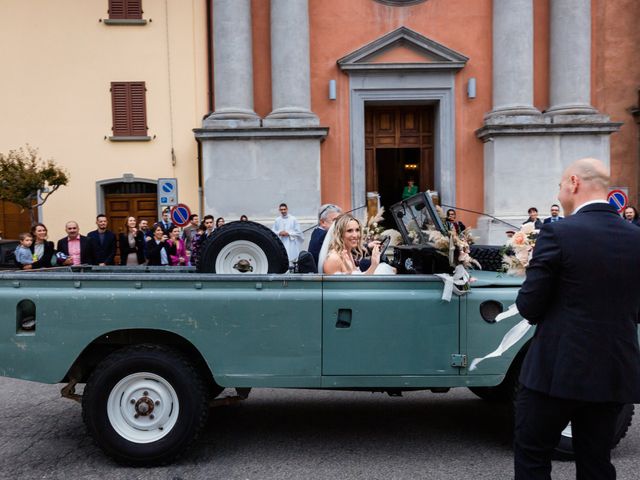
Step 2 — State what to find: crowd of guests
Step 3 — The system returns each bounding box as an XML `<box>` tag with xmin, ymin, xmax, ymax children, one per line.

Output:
<box><xmin>13</xmin><ymin>201</ymin><xmax>640</xmax><ymax>271</ymax></box>
<box><xmin>521</xmin><ymin>204</ymin><xmax>640</xmax><ymax>228</ymax></box>
<box><xmin>13</xmin><ymin>208</ymin><xmax>247</xmax><ymax>270</ymax></box>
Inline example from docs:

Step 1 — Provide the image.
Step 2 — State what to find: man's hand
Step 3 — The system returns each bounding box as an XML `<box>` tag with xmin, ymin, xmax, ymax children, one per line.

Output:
<box><xmin>63</xmin><ymin>258</ymin><xmax>73</xmax><ymax>266</ymax></box>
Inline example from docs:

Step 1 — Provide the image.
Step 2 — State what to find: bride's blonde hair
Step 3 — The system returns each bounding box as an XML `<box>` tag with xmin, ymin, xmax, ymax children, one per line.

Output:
<box><xmin>328</xmin><ymin>214</ymin><xmax>366</xmax><ymax>267</ymax></box>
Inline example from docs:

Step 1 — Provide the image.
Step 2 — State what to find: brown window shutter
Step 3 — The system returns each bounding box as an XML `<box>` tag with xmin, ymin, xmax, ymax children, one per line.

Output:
<box><xmin>111</xmin><ymin>82</ymin><xmax>130</xmax><ymax>136</ymax></box>
<box><xmin>109</xmin><ymin>0</ymin><xmax>142</xmax><ymax>20</ymax></box>
<box><xmin>126</xmin><ymin>0</ymin><xmax>143</xmax><ymax>20</ymax></box>
<box><xmin>129</xmin><ymin>82</ymin><xmax>148</xmax><ymax>136</ymax></box>
<box><xmin>109</xmin><ymin>0</ymin><xmax>126</xmax><ymax>19</ymax></box>
<box><xmin>111</xmin><ymin>81</ymin><xmax>148</xmax><ymax>137</ymax></box>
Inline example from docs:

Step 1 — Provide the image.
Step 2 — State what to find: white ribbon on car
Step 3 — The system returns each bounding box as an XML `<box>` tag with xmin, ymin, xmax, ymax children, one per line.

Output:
<box><xmin>435</xmin><ymin>264</ymin><xmax>470</xmax><ymax>302</ymax></box>
<box><xmin>469</xmin><ymin>304</ymin><xmax>532</xmax><ymax>371</ymax></box>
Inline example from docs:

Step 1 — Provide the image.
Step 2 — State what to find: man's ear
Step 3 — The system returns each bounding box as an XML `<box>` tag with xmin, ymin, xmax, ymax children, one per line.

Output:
<box><xmin>570</xmin><ymin>175</ymin><xmax>579</xmax><ymax>193</ymax></box>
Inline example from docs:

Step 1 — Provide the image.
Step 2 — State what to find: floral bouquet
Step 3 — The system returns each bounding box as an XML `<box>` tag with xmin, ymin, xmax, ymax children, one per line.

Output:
<box><xmin>502</xmin><ymin>222</ymin><xmax>537</xmax><ymax>275</ymax></box>
<box><xmin>362</xmin><ymin>207</ymin><xmax>386</xmax><ymax>243</ymax></box>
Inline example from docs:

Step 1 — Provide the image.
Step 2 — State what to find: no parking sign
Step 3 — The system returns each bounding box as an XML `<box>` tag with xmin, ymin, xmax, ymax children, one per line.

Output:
<box><xmin>171</xmin><ymin>204</ymin><xmax>192</xmax><ymax>227</ymax></box>
<box><xmin>607</xmin><ymin>188</ymin><xmax>628</xmax><ymax>214</ymax></box>
<box><xmin>157</xmin><ymin>178</ymin><xmax>178</xmax><ymax>208</ymax></box>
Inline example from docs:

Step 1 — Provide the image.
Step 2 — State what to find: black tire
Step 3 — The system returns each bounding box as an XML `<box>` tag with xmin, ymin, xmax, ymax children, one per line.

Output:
<box><xmin>501</xmin><ymin>353</ymin><xmax>635</xmax><ymax>461</ymax></box>
<box><xmin>82</xmin><ymin>345</ymin><xmax>209</xmax><ymax>466</ymax></box>
<box><xmin>197</xmin><ymin>221</ymin><xmax>289</xmax><ymax>274</ymax></box>
<box><xmin>553</xmin><ymin>404</ymin><xmax>635</xmax><ymax>461</ymax></box>
<box><xmin>470</xmin><ymin>245</ymin><xmax>504</xmax><ymax>271</ymax></box>
<box><xmin>469</xmin><ymin>383</ymin><xmax>514</xmax><ymax>402</ymax></box>
<box><xmin>469</xmin><ymin>345</ymin><xmax>527</xmax><ymax>404</ymax></box>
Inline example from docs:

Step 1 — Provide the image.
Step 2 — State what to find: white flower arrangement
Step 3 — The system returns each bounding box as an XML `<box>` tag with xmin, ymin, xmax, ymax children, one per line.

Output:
<box><xmin>428</xmin><ymin>228</ymin><xmax>481</xmax><ymax>270</ymax></box>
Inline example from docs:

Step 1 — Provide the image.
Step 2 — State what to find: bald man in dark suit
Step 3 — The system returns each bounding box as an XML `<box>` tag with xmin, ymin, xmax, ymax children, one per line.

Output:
<box><xmin>514</xmin><ymin>158</ymin><xmax>640</xmax><ymax>479</ymax></box>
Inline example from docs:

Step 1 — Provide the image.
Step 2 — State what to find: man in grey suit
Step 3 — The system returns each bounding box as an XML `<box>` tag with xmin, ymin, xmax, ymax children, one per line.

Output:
<box><xmin>514</xmin><ymin>158</ymin><xmax>640</xmax><ymax>479</ymax></box>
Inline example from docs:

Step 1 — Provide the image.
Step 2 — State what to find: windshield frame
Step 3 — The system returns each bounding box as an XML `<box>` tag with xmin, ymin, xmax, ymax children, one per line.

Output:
<box><xmin>390</xmin><ymin>191</ymin><xmax>448</xmax><ymax>245</ymax></box>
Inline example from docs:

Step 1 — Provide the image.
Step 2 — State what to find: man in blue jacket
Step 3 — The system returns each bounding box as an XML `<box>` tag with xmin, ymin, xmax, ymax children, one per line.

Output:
<box><xmin>308</xmin><ymin>204</ymin><xmax>342</xmax><ymax>266</ymax></box>
<box><xmin>87</xmin><ymin>214</ymin><xmax>116</xmax><ymax>266</ymax></box>
<box><xmin>542</xmin><ymin>204</ymin><xmax>564</xmax><ymax>224</ymax></box>
<box><xmin>514</xmin><ymin>158</ymin><xmax>640</xmax><ymax>479</ymax></box>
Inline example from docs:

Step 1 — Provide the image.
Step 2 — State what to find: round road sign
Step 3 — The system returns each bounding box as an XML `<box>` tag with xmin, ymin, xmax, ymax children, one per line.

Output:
<box><xmin>607</xmin><ymin>189</ymin><xmax>628</xmax><ymax>213</ymax></box>
<box><xmin>171</xmin><ymin>204</ymin><xmax>192</xmax><ymax>227</ymax></box>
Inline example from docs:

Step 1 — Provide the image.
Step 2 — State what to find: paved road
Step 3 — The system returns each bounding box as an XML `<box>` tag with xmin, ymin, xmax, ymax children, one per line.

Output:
<box><xmin>0</xmin><ymin>377</ymin><xmax>637</xmax><ymax>480</ymax></box>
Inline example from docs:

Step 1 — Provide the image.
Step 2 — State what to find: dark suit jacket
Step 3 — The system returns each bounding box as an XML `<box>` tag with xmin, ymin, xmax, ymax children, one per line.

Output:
<box><xmin>28</xmin><ymin>241</ymin><xmax>55</xmax><ymax>269</ymax></box>
<box><xmin>118</xmin><ymin>231</ymin><xmax>146</xmax><ymax>265</ymax></box>
<box><xmin>308</xmin><ymin>227</ymin><xmax>327</xmax><ymax>266</ymax></box>
<box><xmin>523</xmin><ymin>218</ymin><xmax>543</xmax><ymax>229</ymax></box>
<box><xmin>516</xmin><ymin>202</ymin><xmax>640</xmax><ymax>403</ymax></box>
<box><xmin>145</xmin><ymin>239</ymin><xmax>170</xmax><ymax>266</ymax></box>
<box><xmin>87</xmin><ymin>229</ymin><xmax>116</xmax><ymax>265</ymax></box>
<box><xmin>56</xmin><ymin>235</ymin><xmax>96</xmax><ymax>265</ymax></box>
<box><xmin>542</xmin><ymin>216</ymin><xmax>564</xmax><ymax>224</ymax></box>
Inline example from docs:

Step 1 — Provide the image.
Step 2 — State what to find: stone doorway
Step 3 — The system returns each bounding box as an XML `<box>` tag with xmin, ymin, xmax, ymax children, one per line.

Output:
<box><xmin>365</xmin><ymin>105</ymin><xmax>435</xmax><ymax>223</ymax></box>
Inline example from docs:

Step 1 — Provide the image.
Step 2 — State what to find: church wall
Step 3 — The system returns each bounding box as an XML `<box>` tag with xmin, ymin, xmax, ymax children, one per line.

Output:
<box><xmin>306</xmin><ymin>0</ymin><xmax>496</xmax><ymax>224</ymax></box>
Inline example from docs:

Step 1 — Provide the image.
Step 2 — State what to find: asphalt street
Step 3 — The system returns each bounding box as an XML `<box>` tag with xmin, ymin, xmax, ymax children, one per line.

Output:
<box><xmin>0</xmin><ymin>377</ymin><xmax>637</xmax><ymax>480</ymax></box>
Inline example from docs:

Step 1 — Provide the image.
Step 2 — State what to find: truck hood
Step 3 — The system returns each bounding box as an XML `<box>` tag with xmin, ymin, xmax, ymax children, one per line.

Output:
<box><xmin>469</xmin><ymin>270</ymin><xmax>525</xmax><ymax>288</ymax></box>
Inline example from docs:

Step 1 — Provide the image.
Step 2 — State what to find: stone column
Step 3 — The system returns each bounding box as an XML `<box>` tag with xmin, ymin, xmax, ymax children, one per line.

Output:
<box><xmin>486</xmin><ymin>0</ymin><xmax>540</xmax><ymax>118</ymax></box>
<box><xmin>264</xmin><ymin>0</ymin><xmax>319</xmax><ymax>127</ymax></box>
<box><xmin>547</xmin><ymin>0</ymin><xmax>596</xmax><ymax>115</ymax></box>
<box><xmin>204</xmin><ymin>0</ymin><xmax>260</xmax><ymax>127</ymax></box>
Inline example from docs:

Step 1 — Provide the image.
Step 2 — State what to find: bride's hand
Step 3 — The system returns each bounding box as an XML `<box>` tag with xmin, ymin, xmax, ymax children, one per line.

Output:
<box><xmin>370</xmin><ymin>243</ymin><xmax>381</xmax><ymax>267</ymax></box>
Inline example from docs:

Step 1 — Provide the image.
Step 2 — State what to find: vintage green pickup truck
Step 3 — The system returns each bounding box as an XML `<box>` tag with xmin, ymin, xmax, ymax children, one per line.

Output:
<box><xmin>0</xmin><ymin>193</ymin><xmax>635</xmax><ymax>465</ymax></box>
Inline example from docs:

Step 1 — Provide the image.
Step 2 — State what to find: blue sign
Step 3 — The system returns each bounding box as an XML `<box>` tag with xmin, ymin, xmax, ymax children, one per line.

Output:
<box><xmin>157</xmin><ymin>178</ymin><xmax>178</xmax><ymax>208</ymax></box>
<box><xmin>171</xmin><ymin>204</ymin><xmax>191</xmax><ymax>227</ymax></box>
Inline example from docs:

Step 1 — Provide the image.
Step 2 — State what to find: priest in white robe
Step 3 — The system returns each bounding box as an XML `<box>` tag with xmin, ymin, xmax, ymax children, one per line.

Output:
<box><xmin>272</xmin><ymin>203</ymin><xmax>304</xmax><ymax>263</ymax></box>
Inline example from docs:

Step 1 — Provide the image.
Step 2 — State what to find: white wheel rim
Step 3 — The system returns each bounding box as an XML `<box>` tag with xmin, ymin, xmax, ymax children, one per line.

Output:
<box><xmin>107</xmin><ymin>372</ymin><xmax>179</xmax><ymax>444</ymax></box>
<box><xmin>561</xmin><ymin>422</ymin><xmax>573</xmax><ymax>439</ymax></box>
<box><xmin>214</xmin><ymin>240</ymin><xmax>269</xmax><ymax>274</ymax></box>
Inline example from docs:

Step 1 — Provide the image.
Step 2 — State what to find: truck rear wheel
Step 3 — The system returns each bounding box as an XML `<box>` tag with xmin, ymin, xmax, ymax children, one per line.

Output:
<box><xmin>82</xmin><ymin>345</ymin><xmax>208</xmax><ymax>466</ymax></box>
<box><xmin>553</xmin><ymin>404</ymin><xmax>635</xmax><ymax>461</ymax></box>
<box><xmin>197</xmin><ymin>221</ymin><xmax>289</xmax><ymax>274</ymax></box>
<box><xmin>499</xmin><ymin>375</ymin><xmax>635</xmax><ymax>460</ymax></box>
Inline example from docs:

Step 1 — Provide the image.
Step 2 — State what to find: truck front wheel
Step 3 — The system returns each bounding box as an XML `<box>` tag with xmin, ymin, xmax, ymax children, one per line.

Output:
<box><xmin>82</xmin><ymin>345</ymin><xmax>208</xmax><ymax>466</ymax></box>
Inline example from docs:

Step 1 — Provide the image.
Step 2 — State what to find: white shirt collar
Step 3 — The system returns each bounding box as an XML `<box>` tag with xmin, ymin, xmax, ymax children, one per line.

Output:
<box><xmin>572</xmin><ymin>199</ymin><xmax>609</xmax><ymax>215</ymax></box>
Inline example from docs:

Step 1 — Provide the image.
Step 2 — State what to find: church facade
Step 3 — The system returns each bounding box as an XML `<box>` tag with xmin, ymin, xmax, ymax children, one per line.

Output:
<box><xmin>1</xmin><ymin>0</ymin><xmax>639</xmax><ymax>241</ymax></box>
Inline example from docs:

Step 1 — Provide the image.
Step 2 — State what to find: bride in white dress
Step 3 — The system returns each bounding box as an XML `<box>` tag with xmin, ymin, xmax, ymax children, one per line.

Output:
<box><xmin>319</xmin><ymin>213</ymin><xmax>394</xmax><ymax>275</ymax></box>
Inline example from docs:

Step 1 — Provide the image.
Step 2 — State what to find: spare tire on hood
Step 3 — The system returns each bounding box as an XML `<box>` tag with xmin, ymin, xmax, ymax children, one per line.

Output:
<box><xmin>196</xmin><ymin>221</ymin><xmax>290</xmax><ymax>274</ymax></box>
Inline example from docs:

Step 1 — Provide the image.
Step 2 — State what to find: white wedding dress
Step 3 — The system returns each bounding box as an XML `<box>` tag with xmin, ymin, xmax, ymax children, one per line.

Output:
<box><xmin>317</xmin><ymin>223</ymin><xmax>395</xmax><ymax>275</ymax></box>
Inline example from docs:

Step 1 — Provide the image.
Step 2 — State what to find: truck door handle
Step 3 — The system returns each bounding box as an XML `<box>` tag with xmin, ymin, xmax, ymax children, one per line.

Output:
<box><xmin>336</xmin><ymin>309</ymin><xmax>352</xmax><ymax>328</ymax></box>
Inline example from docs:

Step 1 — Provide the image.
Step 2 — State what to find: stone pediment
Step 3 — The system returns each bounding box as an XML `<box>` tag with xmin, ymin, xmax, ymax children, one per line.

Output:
<box><xmin>338</xmin><ymin>27</ymin><xmax>467</xmax><ymax>72</ymax></box>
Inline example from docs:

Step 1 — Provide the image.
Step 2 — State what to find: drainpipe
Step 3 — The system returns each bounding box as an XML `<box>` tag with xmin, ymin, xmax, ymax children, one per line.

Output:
<box><xmin>206</xmin><ymin>0</ymin><xmax>214</xmax><ymax>112</ymax></box>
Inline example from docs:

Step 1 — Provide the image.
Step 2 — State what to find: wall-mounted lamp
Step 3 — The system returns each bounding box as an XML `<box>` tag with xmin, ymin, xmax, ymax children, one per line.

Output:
<box><xmin>328</xmin><ymin>79</ymin><xmax>337</xmax><ymax>100</ymax></box>
<box><xmin>467</xmin><ymin>78</ymin><xmax>477</xmax><ymax>99</ymax></box>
